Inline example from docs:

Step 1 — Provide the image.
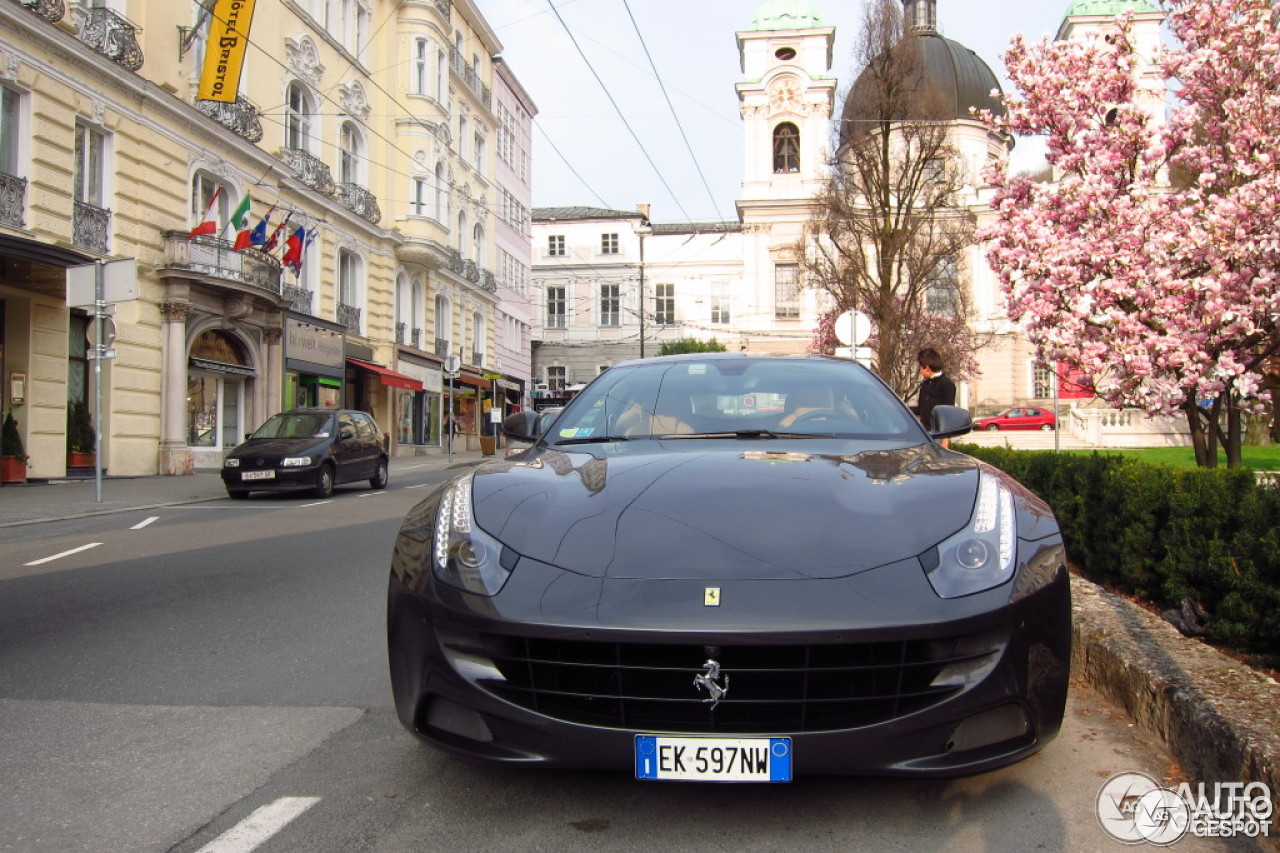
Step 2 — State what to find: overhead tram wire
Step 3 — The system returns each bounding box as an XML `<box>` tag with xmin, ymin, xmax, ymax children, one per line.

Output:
<box><xmin>533</xmin><ymin>120</ymin><xmax>613</xmax><ymax>209</ymax></box>
<box><xmin>545</xmin><ymin>0</ymin><xmax>696</xmax><ymax>223</ymax></box>
<box><xmin>620</xmin><ymin>0</ymin><xmax>725</xmax><ymax>222</ymax></box>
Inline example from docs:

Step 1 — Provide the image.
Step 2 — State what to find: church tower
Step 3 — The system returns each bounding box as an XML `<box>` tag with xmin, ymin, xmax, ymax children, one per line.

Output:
<box><xmin>734</xmin><ymin>1</ymin><xmax>837</xmax><ymax>355</ymax></box>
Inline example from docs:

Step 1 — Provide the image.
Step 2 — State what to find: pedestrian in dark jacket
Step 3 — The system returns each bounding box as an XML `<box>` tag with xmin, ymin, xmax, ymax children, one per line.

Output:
<box><xmin>911</xmin><ymin>348</ymin><xmax>957</xmax><ymax>440</ymax></box>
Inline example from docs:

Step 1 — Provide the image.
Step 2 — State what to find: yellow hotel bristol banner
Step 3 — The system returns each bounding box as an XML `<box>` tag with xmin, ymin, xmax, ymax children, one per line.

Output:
<box><xmin>197</xmin><ymin>0</ymin><xmax>258</xmax><ymax>103</ymax></box>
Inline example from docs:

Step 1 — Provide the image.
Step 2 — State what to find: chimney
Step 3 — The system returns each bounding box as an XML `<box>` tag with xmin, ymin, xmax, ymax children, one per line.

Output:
<box><xmin>636</xmin><ymin>202</ymin><xmax>651</xmax><ymax>224</ymax></box>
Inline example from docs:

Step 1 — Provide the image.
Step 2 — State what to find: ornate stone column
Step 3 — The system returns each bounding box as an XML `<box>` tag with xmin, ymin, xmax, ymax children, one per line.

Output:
<box><xmin>160</xmin><ymin>301</ymin><xmax>194</xmax><ymax>475</ymax></box>
<box><xmin>264</xmin><ymin>326</ymin><xmax>283</xmax><ymax>419</ymax></box>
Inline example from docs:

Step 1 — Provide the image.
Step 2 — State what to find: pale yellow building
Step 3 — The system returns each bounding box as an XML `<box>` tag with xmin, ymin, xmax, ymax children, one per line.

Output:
<box><xmin>0</xmin><ymin>0</ymin><xmax>528</xmax><ymax>480</ymax></box>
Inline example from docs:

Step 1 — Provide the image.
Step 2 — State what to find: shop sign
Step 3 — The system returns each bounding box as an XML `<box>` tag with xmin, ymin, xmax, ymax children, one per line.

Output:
<box><xmin>396</xmin><ymin>360</ymin><xmax>443</xmax><ymax>394</ymax></box>
<box><xmin>286</xmin><ymin>318</ymin><xmax>344</xmax><ymax>369</ymax></box>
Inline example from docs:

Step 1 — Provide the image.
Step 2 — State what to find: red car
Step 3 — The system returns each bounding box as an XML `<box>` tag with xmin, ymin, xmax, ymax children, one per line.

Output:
<box><xmin>976</xmin><ymin>406</ymin><xmax>1056</xmax><ymax>431</ymax></box>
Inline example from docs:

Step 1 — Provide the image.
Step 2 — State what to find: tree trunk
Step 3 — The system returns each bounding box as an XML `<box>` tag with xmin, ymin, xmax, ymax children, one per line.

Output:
<box><xmin>1224</xmin><ymin>402</ymin><xmax>1243</xmax><ymax>469</ymax></box>
<box><xmin>1184</xmin><ymin>402</ymin><xmax>1211</xmax><ymax>468</ymax></box>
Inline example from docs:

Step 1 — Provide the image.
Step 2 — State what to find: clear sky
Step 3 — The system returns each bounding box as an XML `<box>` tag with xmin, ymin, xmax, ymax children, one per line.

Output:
<box><xmin>475</xmin><ymin>0</ymin><xmax>1070</xmax><ymax>222</ymax></box>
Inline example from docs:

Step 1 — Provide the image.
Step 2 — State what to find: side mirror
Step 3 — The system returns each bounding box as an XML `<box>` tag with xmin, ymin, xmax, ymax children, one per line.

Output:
<box><xmin>929</xmin><ymin>405</ymin><xmax>973</xmax><ymax>440</ymax></box>
<box><xmin>503</xmin><ymin>411</ymin><xmax>541</xmax><ymax>442</ymax></box>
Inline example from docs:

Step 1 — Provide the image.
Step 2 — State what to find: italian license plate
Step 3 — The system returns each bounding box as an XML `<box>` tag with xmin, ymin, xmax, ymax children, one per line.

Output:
<box><xmin>635</xmin><ymin>736</ymin><xmax>791</xmax><ymax>782</ymax></box>
<box><xmin>241</xmin><ymin>470</ymin><xmax>275</xmax><ymax>480</ymax></box>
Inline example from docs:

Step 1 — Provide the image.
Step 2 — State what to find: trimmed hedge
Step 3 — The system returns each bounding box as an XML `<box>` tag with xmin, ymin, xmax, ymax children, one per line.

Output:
<box><xmin>956</xmin><ymin>444</ymin><xmax>1280</xmax><ymax>667</ymax></box>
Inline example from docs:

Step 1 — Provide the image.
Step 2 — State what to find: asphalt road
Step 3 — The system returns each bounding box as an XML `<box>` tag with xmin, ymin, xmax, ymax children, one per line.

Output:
<box><xmin>0</xmin><ymin>466</ymin><xmax>1259</xmax><ymax>852</ymax></box>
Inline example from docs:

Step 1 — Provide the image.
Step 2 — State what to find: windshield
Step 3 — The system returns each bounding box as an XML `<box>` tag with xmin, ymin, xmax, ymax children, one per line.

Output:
<box><xmin>544</xmin><ymin>358</ymin><xmax>923</xmax><ymax>444</ymax></box>
<box><xmin>250</xmin><ymin>412</ymin><xmax>334</xmax><ymax>440</ymax></box>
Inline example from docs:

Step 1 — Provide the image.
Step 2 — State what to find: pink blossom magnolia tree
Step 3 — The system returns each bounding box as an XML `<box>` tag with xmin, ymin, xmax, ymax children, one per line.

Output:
<box><xmin>981</xmin><ymin>0</ymin><xmax>1280</xmax><ymax>468</ymax></box>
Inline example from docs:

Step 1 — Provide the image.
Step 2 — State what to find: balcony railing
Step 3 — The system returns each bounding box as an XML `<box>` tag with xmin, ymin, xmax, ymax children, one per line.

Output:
<box><xmin>412</xmin><ymin>328</ymin><xmax>423</xmax><ymax>348</ymax></box>
<box><xmin>0</xmin><ymin>171</ymin><xmax>26</xmax><ymax>228</ymax></box>
<box><xmin>73</xmin><ymin>200</ymin><xmax>111</xmax><ymax>255</ymax></box>
<box><xmin>161</xmin><ymin>231</ymin><xmax>283</xmax><ymax>294</ymax></box>
<box><xmin>434</xmin><ymin>0</ymin><xmax>449</xmax><ymax>19</ymax></box>
<box><xmin>470</xmin><ymin>351</ymin><xmax>483</xmax><ymax>367</ymax></box>
<box><xmin>196</xmin><ymin>96</ymin><xmax>264</xmax><ymax>144</ymax></box>
<box><xmin>337</xmin><ymin>302</ymin><xmax>361</xmax><ymax>334</ymax></box>
<box><xmin>11</xmin><ymin>0</ymin><xmax>65</xmax><ymax>23</ymax></box>
<box><xmin>435</xmin><ymin>338</ymin><xmax>449</xmax><ymax>358</ymax></box>
<box><xmin>74</xmin><ymin>6</ymin><xmax>143</xmax><ymax>71</ymax></box>
<box><xmin>280</xmin><ymin>148</ymin><xmax>336</xmax><ymax>197</ymax></box>
<box><xmin>282</xmin><ymin>283</ymin><xmax>313</xmax><ymax>315</ymax></box>
<box><xmin>396</xmin><ymin>322</ymin><xmax>406</xmax><ymax>344</ymax></box>
<box><xmin>337</xmin><ymin>182</ymin><xmax>381</xmax><ymax>224</ymax></box>
<box><xmin>448</xmin><ymin>47</ymin><xmax>491</xmax><ymax>109</ymax></box>
<box><xmin>444</xmin><ymin>248</ymin><xmax>498</xmax><ymax>293</ymax></box>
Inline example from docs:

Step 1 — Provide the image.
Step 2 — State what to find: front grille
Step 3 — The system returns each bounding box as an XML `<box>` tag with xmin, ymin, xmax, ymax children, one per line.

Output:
<box><xmin>473</xmin><ymin>634</ymin><xmax>994</xmax><ymax>734</ymax></box>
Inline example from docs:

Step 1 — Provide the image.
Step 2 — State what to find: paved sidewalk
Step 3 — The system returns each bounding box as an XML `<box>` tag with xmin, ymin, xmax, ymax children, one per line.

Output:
<box><xmin>0</xmin><ymin>451</ymin><xmax>487</xmax><ymax>528</ymax></box>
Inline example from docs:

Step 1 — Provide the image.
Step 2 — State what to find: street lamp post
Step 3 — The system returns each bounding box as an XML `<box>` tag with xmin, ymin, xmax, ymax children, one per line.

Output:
<box><xmin>638</xmin><ymin>226</ymin><xmax>648</xmax><ymax>359</ymax></box>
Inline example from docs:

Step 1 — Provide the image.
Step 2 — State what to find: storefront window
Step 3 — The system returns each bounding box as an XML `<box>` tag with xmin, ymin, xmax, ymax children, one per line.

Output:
<box><xmin>187</xmin><ymin>374</ymin><xmax>243</xmax><ymax>449</ymax></box>
<box><xmin>398</xmin><ymin>390</ymin><xmax>415</xmax><ymax>445</ymax></box>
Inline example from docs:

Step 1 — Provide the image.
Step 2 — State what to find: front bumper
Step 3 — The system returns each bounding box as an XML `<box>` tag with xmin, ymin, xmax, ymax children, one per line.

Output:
<box><xmin>387</xmin><ymin>538</ymin><xmax>1071</xmax><ymax>778</ymax></box>
<box><xmin>221</xmin><ymin>466</ymin><xmax>318</xmax><ymax>491</ymax></box>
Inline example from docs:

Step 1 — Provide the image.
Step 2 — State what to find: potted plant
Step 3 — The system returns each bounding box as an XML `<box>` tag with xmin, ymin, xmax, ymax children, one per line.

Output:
<box><xmin>1</xmin><ymin>410</ymin><xmax>27</xmax><ymax>484</ymax></box>
<box><xmin>66</xmin><ymin>399</ymin><xmax>95</xmax><ymax>468</ymax></box>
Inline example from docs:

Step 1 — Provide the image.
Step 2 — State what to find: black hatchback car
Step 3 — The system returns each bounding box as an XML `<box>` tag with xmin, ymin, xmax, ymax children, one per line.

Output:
<box><xmin>222</xmin><ymin>408</ymin><xmax>388</xmax><ymax>499</ymax></box>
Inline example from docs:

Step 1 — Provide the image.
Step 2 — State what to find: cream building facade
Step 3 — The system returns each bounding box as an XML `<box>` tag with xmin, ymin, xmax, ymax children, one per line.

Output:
<box><xmin>0</xmin><ymin>0</ymin><xmax>532</xmax><ymax>480</ymax></box>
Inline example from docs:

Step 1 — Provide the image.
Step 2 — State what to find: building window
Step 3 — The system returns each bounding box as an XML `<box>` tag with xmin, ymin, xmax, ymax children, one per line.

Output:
<box><xmin>774</xmin><ymin>263</ymin><xmax>800</xmax><ymax>318</ymax></box>
<box><xmin>75</xmin><ymin>122</ymin><xmax>106</xmax><ymax>207</ymax></box>
<box><xmin>435</xmin><ymin>294</ymin><xmax>452</xmax><ymax>352</ymax></box>
<box><xmin>0</xmin><ymin>85</ymin><xmax>20</xmax><ymax>179</ymax></box>
<box><xmin>773</xmin><ymin>122</ymin><xmax>800</xmax><ymax>174</ymax></box>
<box><xmin>339</xmin><ymin>121</ymin><xmax>363</xmax><ymax>185</ymax></box>
<box><xmin>411</xmin><ymin>177</ymin><xmax>429</xmax><ymax>215</ymax></box>
<box><xmin>472</xmin><ymin>223</ymin><xmax>484</xmax><ymax>265</ymax></box>
<box><xmin>1033</xmin><ymin>363</ymin><xmax>1055</xmax><ymax>399</ymax></box>
<box><xmin>435</xmin><ymin>161</ymin><xmax>448</xmax><ymax>221</ymax></box>
<box><xmin>472</xmin><ymin>311</ymin><xmax>485</xmax><ymax>364</ymax></box>
<box><xmin>412</xmin><ymin>37</ymin><xmax>430</xmax><ymax>95</ymax></box>
<box><xmin>473</xmin><ymin>132</ymin><xmax>485</xmax><ymax>171</ymax></box>
<box><xmin>925</xmin><ymin>256</ymin><xmax>959</xmax><ymax>317</ymax></box>
<box><xmin>338</xmin><ymin>248</ymin><xmax>363</xmax><ymax>333</ymax></box>
<box><xmin>547</xmin><ymin>366</ymin><xmax>566</xmax><ymax>391</ymax></box>
<box><xmin>286</xmin><ymin>81</ymin><xmax>313</xmax><ymax>151</ymax></box>
<box><xmin>548</xmin><ymin>235</ymin><xmax>565</xmax><ymax>257</ymax></box>
<box><xmin>601</xmin><ymin>233</ymin><xmax>619</xmax><ymax>254</ymax></box>
<box><xmin>190</xmin><ymin>172</ymin><xmax>229</xmax><ymax>231</ymax></box>
<box><xmin>654</xmin><ymin>283</ymin><xmax>674</xmax><ymax>325</ymax></box>
<box><xmin>599</xmin><ymin>283</ymin><xmax>620</xmax><ymax>326</ymax></box>
<box><xmin>710</xmin><ymin>284</ymin><xmax>731</xmax><ymax>324</ymax></box>
<box><xmin>546</xmin><ymin>286</ymin><xmax>566</xmax><ymax>329</ymax></box>
<box><xmin>458</xmin><ymin>115</ymin><xmax>468</xmax><ymax>162</ymax></box>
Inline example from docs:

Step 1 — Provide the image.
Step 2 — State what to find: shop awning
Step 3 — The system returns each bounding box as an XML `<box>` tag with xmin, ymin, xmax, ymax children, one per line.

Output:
<box><xmin>448</xmin><ymin>373</ymin><xmax>493</xmax><ymax>389</ymax></box>
<box><xmin>347</xmin><ymin>358</ymin><xmax>424</xmax><ymax>391</ymax></box>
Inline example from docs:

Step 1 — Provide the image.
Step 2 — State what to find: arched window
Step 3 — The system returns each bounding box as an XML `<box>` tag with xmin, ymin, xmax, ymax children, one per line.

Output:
<box><xmin>395</xmin><ymin>272</ymin><xmax>410</xmax><ymax>343</ymax></box>
<box><xmin>472</xmin><ymin>311</ymin><xmax>485</xmax><ymax>365</ymax></box>
<box><xmin>457</xmin><ymin>211</ymin><xmax>467</xmax><ymax>255</ymax></box>
<box><xmin>339</xmin><ymin>121</ymin><xmax>363</xmax><ymax>185</ymax></box>
<box><xmin>286</xmin><ymin>81</ymin><xmax>313</xmax><ymax>151</ymax></box>
<box><xmin>773</xmin><ymin>122</ymin><xmax>800</xmax><ymax>173</ymax></box>
<box><xmin>337</xmin><ymin>248</ymin><xmax>364</xmax><ymax>334</ymax></box>
<box><xmin>472</xmin><ymin>223</ymin><xmax>484</xmax><ymax>265</ymax></box>
<box><xmin>190</xmin><ymin>171</ymin><xmax>230</xmax><ymax>235</ymax></box>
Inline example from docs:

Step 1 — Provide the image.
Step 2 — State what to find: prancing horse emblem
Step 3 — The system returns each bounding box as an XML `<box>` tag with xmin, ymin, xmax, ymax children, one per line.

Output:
<box><xmin>693</xmin><ymin>659</ymin><xmax>729</xmax><ymax>708</ymax></box>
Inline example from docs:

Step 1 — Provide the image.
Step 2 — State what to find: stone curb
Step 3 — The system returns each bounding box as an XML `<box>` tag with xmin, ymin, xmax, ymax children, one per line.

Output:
<box><xmin>1071</xmin><ymin>574</ymin><xmax>1280</xmax><ymax>842</ymax></box>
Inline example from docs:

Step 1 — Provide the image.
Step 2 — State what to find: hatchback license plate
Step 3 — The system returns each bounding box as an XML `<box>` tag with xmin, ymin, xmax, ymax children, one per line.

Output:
<box><xmin>241</xmin><ymin>470</ymin><xmax>275</xmax><ymax>480</ymax></box>
<box><xmin>635</xmin><ymin>736</ymin><xmax>791</xmax><ymax>782</ymax></box>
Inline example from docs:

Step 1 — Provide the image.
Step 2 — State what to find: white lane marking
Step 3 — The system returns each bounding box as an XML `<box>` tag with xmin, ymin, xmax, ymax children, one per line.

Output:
<box><xmin>293</xmin><ymin>500</ymin><xmax>334</xmax><ymax>509</ymax></box>
<box><xmin>24</xmin><ymin>542</ymin><xmax>103</xmax><ymax>566</ymax></box>
<box><xmin>405</xmin><ymin>483</ymin><xmax>431</xmax><ymax>490</ymax></box>
<box><xmin>130</xmin><ymin>516</ymin><xmax>159</xmax><ymax>530</ymax></box>
<box><xmin>195</xmin><ymin>796</ymin><xmax>321</xmax><ymax>853</ymax></box>
<box><xmin>357</xmin><ymin>491</ymin><xmax>386</xmax><ymax>497</ymax></box>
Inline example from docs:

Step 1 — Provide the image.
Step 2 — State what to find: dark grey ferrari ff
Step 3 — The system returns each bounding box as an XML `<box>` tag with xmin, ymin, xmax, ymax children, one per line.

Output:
<box><xmin>388</xmin><ymin>355</ymin><xmax>1070</xmax><ymax>781</ymax></box>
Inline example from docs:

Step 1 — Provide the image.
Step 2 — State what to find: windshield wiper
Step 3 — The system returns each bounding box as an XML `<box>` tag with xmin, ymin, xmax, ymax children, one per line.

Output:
<box><xmin>664</xmin><ymin>430</ymin><xmax>833</xmax><ymax>440</ymax></box>
<box><xmin>554</xmin><ymin>435</ymin><xmax>634</xmax><ymax>445</ymax></box>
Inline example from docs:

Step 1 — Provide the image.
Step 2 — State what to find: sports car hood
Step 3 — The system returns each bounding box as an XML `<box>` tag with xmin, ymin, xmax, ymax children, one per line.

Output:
<box><xmin>472</xmin><ymin>443</ymin><xmax>980</xmax><ymax>580</ymax></box>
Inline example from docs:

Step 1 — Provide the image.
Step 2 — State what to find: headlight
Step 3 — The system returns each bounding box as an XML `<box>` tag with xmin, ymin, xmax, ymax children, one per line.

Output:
<box><xmin>923</xmin><ymin>471</ymin><xmax>1017</xmax><ymax>598</ymax></box>
<box><xmin>224</xmin><ymin>458</ymin><xmax>239</xmax><ymax>468</ymax></box>
<box><xmin>281</xmin><ymin>456</ymin><xmax>312</xmax><ymax>466</ymax></box>
<box><xmin>432</xmin><ymin>473</ymin><xmax>511</xmax><ymax>596</ymax></box>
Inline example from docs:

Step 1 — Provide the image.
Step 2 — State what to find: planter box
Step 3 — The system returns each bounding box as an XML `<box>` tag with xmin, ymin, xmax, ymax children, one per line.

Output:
<box><xmin>1</xmin><ymin>455</ymin><xmax>27</xmax><ymax>484</ymax></box>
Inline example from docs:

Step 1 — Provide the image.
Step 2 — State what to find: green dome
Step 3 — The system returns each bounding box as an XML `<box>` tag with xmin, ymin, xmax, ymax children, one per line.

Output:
<box><xmin>750</xmin><ymin>0</ymin><xmax>823</xmax><ymax>31</ymax></box>
<box><xmin>1065</xmin><ymin>0</ymin><xmax>1158</xmax><ymax>15</ymax></box>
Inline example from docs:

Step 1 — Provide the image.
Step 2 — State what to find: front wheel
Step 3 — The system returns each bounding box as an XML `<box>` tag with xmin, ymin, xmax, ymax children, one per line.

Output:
<box><xmin>370</xmin><ymin>458</ymin><xmax>388</xmax><ymax>490</ymax></box>
<box><xmin>1040</xmin><ymin>423</ymin><xmax>1054</xmax><ymax>432</ymax></box>
<box><xmin>314</xmin><ymin>464</ymin><xmax>335</xmax><ymax>499</ymax></box>
<box><xmin>226</xmin><ymin>489</ymin><xmax>249</xmax><ymax>500</ymax></box>
<box><xmin>985</xmin><ymin>424</ymin><xmax>1000</xmax><ymax>431</ymax></box>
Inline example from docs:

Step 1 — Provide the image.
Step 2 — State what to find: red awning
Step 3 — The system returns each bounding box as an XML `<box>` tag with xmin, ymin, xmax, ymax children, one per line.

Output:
<box><xmin>347</xmin><ymin>358</ymin><xmax>424</xmax><ymax>392</ymax></box>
